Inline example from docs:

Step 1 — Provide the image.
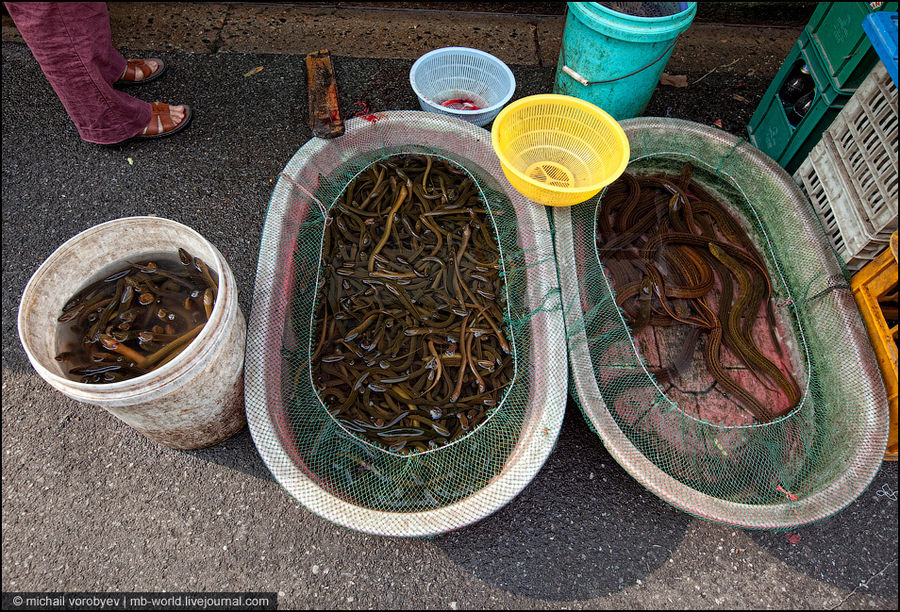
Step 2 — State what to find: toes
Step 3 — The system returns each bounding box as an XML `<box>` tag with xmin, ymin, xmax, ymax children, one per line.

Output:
<box><xmin>141</xmin><ymin>103</ymin><xmax>188</xmax><ymax>136</ymax></box>
<box><xmin>143</xmin><ymin>60</ymin><xmax>161</xmax><ymax>79</ymax></box>
<box><xmin>170</xmin><ymin>105</ymin><xmax>186</xmax><ymax>124</ymax></box>
<box><xmin>129</xmin><ymin>60</ymin><xmax>159</xmax><ymax>81</ymax></box>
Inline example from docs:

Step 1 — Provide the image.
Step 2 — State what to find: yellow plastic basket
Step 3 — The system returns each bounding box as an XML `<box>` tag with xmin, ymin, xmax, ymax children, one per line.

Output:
<box><xmin>490</xmin><ymin>94</ymin><xmax>629</xmax><ymax>207</ymax></box>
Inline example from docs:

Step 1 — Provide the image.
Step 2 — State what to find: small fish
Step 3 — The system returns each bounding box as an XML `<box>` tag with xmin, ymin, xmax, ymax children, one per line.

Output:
<box><xmin>310</xmin><ymin>155</ymin><xmax>513</xmax><ymax>455</ymax></box>
<box><xmin>55</xmin><ymin>250</ymin><xmax>215</xmax><ymax>384</ymax></box>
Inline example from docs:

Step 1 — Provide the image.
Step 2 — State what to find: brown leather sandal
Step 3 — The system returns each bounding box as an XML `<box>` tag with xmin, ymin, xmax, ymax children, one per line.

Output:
<box><xmin>114</xmin><ymin>58</ymin><xmax>167</xmax><ymax>86</ymax></box>
<box><xmin>132</xmin><ymin>102</ymin><xmax>193</xmax><ymax>140</ymax></box>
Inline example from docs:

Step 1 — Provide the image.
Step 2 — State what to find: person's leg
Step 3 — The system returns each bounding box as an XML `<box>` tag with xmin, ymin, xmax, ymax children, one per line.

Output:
<box><xmin>4</xmin><ymin>2</ymin><xmax>153</xmax><ymax>143</ymax></box>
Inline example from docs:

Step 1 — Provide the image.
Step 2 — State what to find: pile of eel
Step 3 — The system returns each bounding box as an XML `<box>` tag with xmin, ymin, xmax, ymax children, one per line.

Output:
<box><xmin>312</xmin><ymin>154</ymin><xmax>514</xmax><ymax>454</ymax></box>
<box><xmin>55</xmin><ymin>248</ymin><xmax>217</xmax><ymax>383</ymax></box>
<box><xmin>596</xmin><ymin>163</ymin><xmax>800</xmax><ymax>423</ymax></box>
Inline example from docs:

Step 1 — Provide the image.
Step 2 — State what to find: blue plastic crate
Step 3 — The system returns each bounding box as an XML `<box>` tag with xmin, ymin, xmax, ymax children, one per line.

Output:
<box><xmin>863</xmin><ymin>12</ymin><xmax>899</xmax><ymax>86</ymax></box>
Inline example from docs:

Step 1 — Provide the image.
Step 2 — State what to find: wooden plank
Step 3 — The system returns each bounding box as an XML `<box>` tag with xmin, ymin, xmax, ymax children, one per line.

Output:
<box><xmin>305</xmin><ymin>49</ymin><xmax>344</xmax><ymax>139</ymax></box>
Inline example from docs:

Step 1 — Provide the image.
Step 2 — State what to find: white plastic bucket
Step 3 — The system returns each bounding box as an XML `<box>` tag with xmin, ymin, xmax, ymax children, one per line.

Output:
<box><xmin>17</xmin><ymin>216</ymin><xmax>247</xmax><ymax>450</ymax></box>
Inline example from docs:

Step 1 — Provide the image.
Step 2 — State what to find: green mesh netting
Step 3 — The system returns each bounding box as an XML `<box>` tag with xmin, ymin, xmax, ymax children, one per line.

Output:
<box><xmin>555</xmin><ymin>117</ymin><xmax>889</xmax><ymax>530</ymax></box>
<box><xmin>245</xmin><ymin>112</ymin><xmax>567</xmax><ymax>537</ymax></box>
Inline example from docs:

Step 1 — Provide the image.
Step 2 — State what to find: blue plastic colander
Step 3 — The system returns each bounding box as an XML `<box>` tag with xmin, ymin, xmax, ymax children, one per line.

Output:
<box><xmin>409</xmin><ymin>47</ymin><xmax>516</xmax><ymax>127</ymax></box>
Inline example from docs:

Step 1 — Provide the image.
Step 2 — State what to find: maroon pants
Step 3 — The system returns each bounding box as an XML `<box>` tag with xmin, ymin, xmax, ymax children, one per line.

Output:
<box><xmin>5</xmin><ymin>2</ymin><xmax>151</xmax><ymax>144</ymax></box>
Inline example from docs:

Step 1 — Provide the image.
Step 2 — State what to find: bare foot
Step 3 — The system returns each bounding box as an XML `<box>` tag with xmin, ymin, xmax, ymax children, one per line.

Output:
<box><xmin>138</xmin><ymin>103</ymin><xmax>190</xmax><ymax>137</ymax></box>
<box><xmin>118</xmin><ymin>58</ymin><xmax>165</xmax><ymax>84</ymax></box>
<box><xmin>121</xmin><ymin>59</ymin><xmax>159</xmax><ymax>81</ymax></box>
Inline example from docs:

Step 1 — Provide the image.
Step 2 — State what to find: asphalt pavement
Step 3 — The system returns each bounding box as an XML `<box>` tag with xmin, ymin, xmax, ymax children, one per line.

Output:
<box><xmin>2</xmin><ymin>3</ymin><xmax>897</xmax><ymax>610</ymax></box>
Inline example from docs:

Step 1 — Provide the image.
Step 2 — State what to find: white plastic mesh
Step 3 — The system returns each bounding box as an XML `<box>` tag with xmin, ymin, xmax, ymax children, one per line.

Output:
<box><xmin>409</xmin><ymin>48</ymin><xmax>516</xmax><ymax>126</ymax></box>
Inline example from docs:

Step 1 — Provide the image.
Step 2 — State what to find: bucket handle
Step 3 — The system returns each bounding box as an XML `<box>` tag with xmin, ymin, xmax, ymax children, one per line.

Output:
<box><xmin>561</xmin><ymin>38</ymin><xmax>678</xmax><ymax>85</ymax></box>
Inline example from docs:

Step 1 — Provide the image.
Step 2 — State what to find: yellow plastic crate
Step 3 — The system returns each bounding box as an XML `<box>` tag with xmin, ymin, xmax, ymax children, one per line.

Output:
<box><xmin>852</xmin><ymin>232</ymin><xmax>899</xmax><ymax>461</ymax></box>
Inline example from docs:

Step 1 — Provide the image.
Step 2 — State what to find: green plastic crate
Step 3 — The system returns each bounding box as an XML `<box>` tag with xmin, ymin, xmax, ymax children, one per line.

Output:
<box><xmin>805</xmin><ymin>1</ymin><xmax>898</xmax><ymax>91</ymax></box>
<box><xmin>747</xmin><ymin>30</ymin><xmax>855</xmax><ymax>175</ymax></box>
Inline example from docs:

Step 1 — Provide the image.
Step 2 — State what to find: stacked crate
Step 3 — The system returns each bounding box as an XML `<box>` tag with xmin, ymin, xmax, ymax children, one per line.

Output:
<box><xmin>793</xmin><ymin>63</ymin><xmax>898</xmax><ymax>271</ymax></box>
<box><xmin>851</xmin><ymin>234</ymin><xmax>899</xmax><ymax>461</ymax></box>
<box><xmin>747</xmin><ymin>2</ymin><xmax>897</xmax><ymax>175</ymax></box>
<box><xmin>787</xmin><ymin>7</ymin><xmax>899</xmax><ymax>461</ymax></box>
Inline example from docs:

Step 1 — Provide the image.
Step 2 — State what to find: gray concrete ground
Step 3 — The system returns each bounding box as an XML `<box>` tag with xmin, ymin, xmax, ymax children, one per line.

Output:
<box><xmin>2</xmin><ymin>3</ymin><xmax>898</xmax><ymax>609</ymax></box>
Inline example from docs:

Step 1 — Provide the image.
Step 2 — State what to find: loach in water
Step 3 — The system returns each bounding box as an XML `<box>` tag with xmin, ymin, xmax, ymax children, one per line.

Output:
<box><xmin>312</xmin><ymin>154</ymin><xmax>514</xmax><ymax>454</ymax></box>
<box><xmin>55</xmin><ymin>248</ymin><xmax>217</xmax><ymax>384</ymax></box>
<box><xmin>597</xmin><ymin>163</ymin><xmax>799</xmax><ymax>423</ymax></box>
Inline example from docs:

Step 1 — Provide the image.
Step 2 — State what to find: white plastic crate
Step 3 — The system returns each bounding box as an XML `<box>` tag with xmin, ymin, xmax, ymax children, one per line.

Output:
<box><xmin>794</xmin><ymin>133</ymin><xmax>892</xmax><ymax>271</ymax></box>
<box><xmin>824</xmin><ymin>63</ymin><xmax>899</xmax><ymax>237</ymax></box>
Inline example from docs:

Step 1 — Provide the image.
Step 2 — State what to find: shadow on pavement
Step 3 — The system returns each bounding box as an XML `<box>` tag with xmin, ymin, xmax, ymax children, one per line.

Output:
<box><xmin>433</xmin><ymin>400</ymin><xmax>692</xmax><ymax>601</ymax></box>
<box><xmin>747</xmin><ymin>460</ymin><xmax>899</xmax><ymax>599</ymax></box>
<box><xmin>183</xmin><ymin>427</ymin><xmax>277</xmax><ymax>483</ymax></box>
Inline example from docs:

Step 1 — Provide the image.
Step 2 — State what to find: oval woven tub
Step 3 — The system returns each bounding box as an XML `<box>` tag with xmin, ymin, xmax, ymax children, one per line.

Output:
<box><xmin>554</xmin><ymin>117</ymin><xmax>889</xmax><ymax>530</ymax></box>
<box><xmin>246</xmin><ymin>112</ymin><xmax>567</xmax><ymax>536</ymax></box>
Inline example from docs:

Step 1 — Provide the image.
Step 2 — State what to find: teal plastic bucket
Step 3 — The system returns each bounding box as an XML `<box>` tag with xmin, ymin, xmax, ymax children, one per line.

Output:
<box><xmin>553</xmin><ymin>2</ymin><xmax>697</xmax><ymax>120</ymax></box>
